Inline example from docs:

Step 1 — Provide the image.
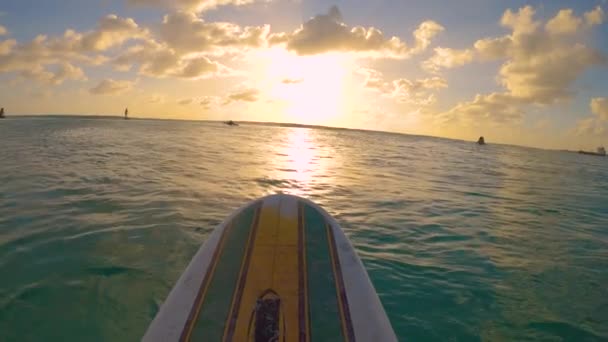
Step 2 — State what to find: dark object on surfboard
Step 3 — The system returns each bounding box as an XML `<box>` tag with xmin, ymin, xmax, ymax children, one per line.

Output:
<box><xmin>0</xmin><ymin>107</ymin><xmax>4</xmax><ymax>118</ymax></box>
<box><xmin>143</xmin><ymin>194</ymin><xmax>397</xmax><ymax>341</ymax></box>
<box><xmin>247</xmin><ymin>289</ymin><xmax>284</xmax><ymax>341</ymax></box>
<box><xmin>477</xmin><ymin>136</ymin><xmax>485</xmax><ymax>145</ymax></box>
<box><xmin>578</xmin><ymin>147</ymin><xmax>606</xmax><ymax>156</ymax></box>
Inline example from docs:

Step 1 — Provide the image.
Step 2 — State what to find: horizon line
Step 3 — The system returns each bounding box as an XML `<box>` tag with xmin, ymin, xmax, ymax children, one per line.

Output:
<box><xmin>1</xmin><ymin>113</ymin><xmax>591</xmax><ymax>152</ymax></box>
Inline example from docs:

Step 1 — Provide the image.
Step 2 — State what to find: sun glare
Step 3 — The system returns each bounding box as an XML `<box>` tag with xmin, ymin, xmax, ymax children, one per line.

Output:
<box><xmin>255</xmin><ymin>48</ymin><xmax>354</xmax><ymax>125</ymax></box>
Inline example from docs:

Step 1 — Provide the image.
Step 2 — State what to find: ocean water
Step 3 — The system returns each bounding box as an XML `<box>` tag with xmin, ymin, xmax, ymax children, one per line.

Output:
<box><xmin>0</xmin><ymin>117</ymin><xmax>607</xmax><ymax>341</ymax></box>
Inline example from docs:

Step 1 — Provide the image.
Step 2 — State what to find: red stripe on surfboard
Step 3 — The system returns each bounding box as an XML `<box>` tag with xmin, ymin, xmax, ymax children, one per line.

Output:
<box><xmin>327</xmin><ymin>223</ymin><xmax>356</xmax><ymax>341</ymax></box>
<box><xmin>180</xmin><ymin>222</ymin><xmax>234</xmax><ymax>342</ymax></box>
<box><xmin>223</xmin><ymin>205</ymin><xmax>263</xmax><ymax>341</ymax></box>
<box><xmin>298</xmin><ymin>202</ymin><xmax>310</xmax><ymax>342</ymax></box>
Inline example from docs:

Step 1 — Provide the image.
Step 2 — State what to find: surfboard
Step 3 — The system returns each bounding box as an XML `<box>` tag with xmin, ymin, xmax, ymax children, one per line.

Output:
<box><xmin>143</xmin><ymin>194</ymin><xmax>397</xmax><ymax>341</ymax></box>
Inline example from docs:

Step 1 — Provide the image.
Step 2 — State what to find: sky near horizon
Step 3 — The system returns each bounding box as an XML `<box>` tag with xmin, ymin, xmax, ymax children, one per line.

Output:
<box><xmin>0</xmin><ymin>0</ymin><xmax>607</xmax><ymax>149</ymax></box>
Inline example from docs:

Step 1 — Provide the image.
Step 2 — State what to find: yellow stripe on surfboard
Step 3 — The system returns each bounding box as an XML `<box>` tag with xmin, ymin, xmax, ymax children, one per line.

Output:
<box><xmin>227</xmin><ymin>195</ymin><xmax>302</xmax><ymax>341</ymax></box>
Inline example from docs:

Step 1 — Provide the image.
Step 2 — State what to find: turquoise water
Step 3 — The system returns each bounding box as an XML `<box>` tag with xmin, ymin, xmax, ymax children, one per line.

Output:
<box><xmin>0</xmin><ymin>117</ymin><xmax>607</xmax><ymax>341</ymax></box>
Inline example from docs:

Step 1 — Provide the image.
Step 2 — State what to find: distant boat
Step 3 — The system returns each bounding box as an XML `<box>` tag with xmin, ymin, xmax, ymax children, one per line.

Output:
<box><xmin>124</xmin><ymin>108</ymin><xmax>129</xmax><ymax>120</ymax></box>
<box><xmin>477</xmin><ymin>136</ymin><xmax>485</xmax><ymax>145</ymax></box>
<box><xmin>224</xmin><ymin>120</ymin><xmax>239</xmax><ymax>126</ymax></box>
<box><xmin>0</xmin><ymin>107</ymin><xmax>4</xmax><ymax>119</ymax></box>
<box><xmin>578</xmin><ymin>146</ymin><xmax>606</xmax><ymax>156</ymax></box>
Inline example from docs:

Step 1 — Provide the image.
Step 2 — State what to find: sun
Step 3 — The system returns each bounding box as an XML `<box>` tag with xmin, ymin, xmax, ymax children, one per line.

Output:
<box><xmin>255</xmin><ymin>48</ymin><xmax>355</xmax><ymax>125</ymax></box>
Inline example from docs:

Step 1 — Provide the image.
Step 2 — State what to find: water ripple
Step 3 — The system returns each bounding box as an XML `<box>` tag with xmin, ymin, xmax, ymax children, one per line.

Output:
<box><xmin>1</xmin><ymin>118</ymin><xmax>607</xmax><ymax>341</ymax></box>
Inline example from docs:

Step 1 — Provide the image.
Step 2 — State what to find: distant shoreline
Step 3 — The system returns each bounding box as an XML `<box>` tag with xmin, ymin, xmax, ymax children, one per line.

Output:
<box><xmin>2</xmin><ymin>114</ymin><xmax>598</xmax><ymax>152</ymax></box>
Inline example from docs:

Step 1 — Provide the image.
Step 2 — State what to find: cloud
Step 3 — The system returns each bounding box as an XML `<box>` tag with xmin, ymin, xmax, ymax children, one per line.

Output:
<box><xmin>178</xmin><ymin>98</ymin><xmax>193</xmax><ymax>105</ymax></box>
<box><xmin>360</xmin><ymin>68</ymin><xmax>387</xmax><ymax>91</ymax></box>
<box><xmin>126</xmin><ymin>0</ymin><xmax>263</xmax><ymax>13</ymax></box>
<box><xmin>545</xmin><ymin>9</ymin><xmax>582</xmax><ymax>35</ymax></box>
<box><xmin>175</xmin><ymin>56</ymin><xmax>221</xmax><ymax>78</ymax></box>
<box><xmin>436</xmin><ymin>5</ymin><xmax>607</xmax><ymax>126</ymax></box>
<box><xmin>1</xmin><ymin>11</ymin><xmax>259</xmax><ymax>84</ymax></box>
<box><xmin>271</xmin><ymin>6</ymin><xmax>443</xmax><ymax>58</ymax></box>
<box><xmin>426</xmin><ymin>5</ymin><xmax>605</xmax><ymax>76</ymax></box>
<box><xmin>20</xmin><ymin>62</ymin><xmax>86</xmax><ymax>85</ymax></box>
<box><xmin>281</xmin><ymin>78</ymin><xmax>303</xmax><ymax>84</ymax></box>
<box><xmin>0</xmin><ymin>25</ymin><xmax>7</xmax><ymax>36</ymax></box>
<box><xmin>89</xmin><ymin>78</ymin><xmax>134</xmax><ymax>95</ymax></box>
<box><xmin>0</xmin><ymin>34</ymin><xmax>103</xmax><ymax>75</ymax></box>
<box><xmin>158</xmin><ymin>11</ymin><xmax>270</xmax><ymax>54</ymax></box>
<box><xmin>422</xmin><ymin>47</ymin><xmax>474</xmax><ymax>73</ymax></box>
<box><xmin>79</xmin><ymin>14</ymin><xmax>148</xmax><ymax>51</ymax></box>
<box><xmin>391</xmin><ymin>77</ymin><xmax>446</xmax><ymax>105</ymax></box>
<box><xmin>412</xmin><ymin>21</ymin><xmax>445</xmax><ymax>53</ymax></box>
<box><xmin>200</xmin><ymin>96</ymin><xmax>216</xmax><ymax>109</ymax></box>
<box><xmin>437</xmin><ymin>93</ymin><xmax>525</xmax><ymax>126</ymax></box>
<box><xmin>148</xmin><ymin>94</ymin><xmax>165</xmax><ymax>103</ymax></box>
<box><xmin>482</xmin><ymin>6</ymin><xmax>606</xmax><ymax>104</ymax></box>
<box><xmin>501</xmin><ymin>5</ymin><xmax>539</xmax><ymax>35</ymax></box>
<box><xmin>584</xmin><ymin>6</ymin><xmax>605</xmax><ymax>26</ymax></box>
<box><xmin>0</xmin><ymin>14</ymin><xmax>146</xmax><ymax>83</ymax></box>
<box><xmin>575</xmin><ymin>97</ymin><xmax>608</xmax><ymax>136</ymax></box>
<box><xmin>113</xmin><ymin>40</ymin><xmax>229</xmax><ymax>79</ymax></box>
<box><xmin>591</xmin><ymin>97</ymin><xmax>608</xmax><ymax>121</ymax></box>
<box><xmin>393</xmin><ymin>76</ymin><xmax>447</xmax><ymax>92</ymax></box>
<box><xmin>0</xmin><ymin>39</ymin><xmax>15</xmax><ymax>55</ymax></box>
<box><xmin>361</xmin><ymin>68</ymin><xmax>447</xmax><ymax>106</ymax></box>
<box><xmin>225</xmin><ymin>88</ymin><xmax>259</xmax><ymax>103</ymax></box>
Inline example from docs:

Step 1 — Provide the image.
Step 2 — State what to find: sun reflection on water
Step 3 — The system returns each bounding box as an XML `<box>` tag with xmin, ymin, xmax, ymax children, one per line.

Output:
<box><xmin>270</xmin><ymin>127</ymin><xmax>334</xmax><ymax>197</ymax></box>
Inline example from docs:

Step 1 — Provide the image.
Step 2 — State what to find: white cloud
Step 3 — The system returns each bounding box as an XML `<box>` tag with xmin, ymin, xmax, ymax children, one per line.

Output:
<box><xmin>394</xmin><ymin>76</ymin><xmax>447</xmax><ymax>92</ymax></box>
<box><xmin>575</xmin><ymin>97</ymin><xmax>608</xmax><ymax>136</ymax></box>
<box><xmin>412</xmin><ymin>21</ymin><xmax>445</xmax><ymax>53</ymax></box>
<box><xmin>90</xmin><ymin>78</ymin><xmax>134</xmax><ymax>95</ymax></box>
<box><xmin>0</xmin><ymin>25</ymin><xmax>7</xmax><ymax>36</ymax></box>
<box><xmin>148</xmin><ymin>94</ymin><xmax>165</xmax><ymax>103</ymax></box>
<box><xmin>437</xmin><ymin>93</ymin><xmax>524</xmax><ymax>126</ymax></box>
<box><xmin>225</xmin><ymin>88</ymin><xmax>259</xmax><ymax>103</ymax></box>
<box><xmin>501</xmin><ymin>5</ymin><xmax>539</xmax><ymax>36</ymax></box>
<box><xmin>271</xmin><ymin>6</ymin><xmax>443</xmax><ymax>58</ymax></box>
<box><xmin>422</xmin><ymin>47</ymin><xmax>474</xmax><ymax>73</ymax></box>
<box><xmin>158</xmin><ymin>11</ymin><xmax>270</xmax><ymax>54</ymax></box>
<box><xmin>80</xmin><ymin>14</ymin><xmax>148</xmax><ymax>51</ymax></box>
<box><xmin>473</xmin><ymin>36</ymin><xmax>511</xmax><ymax>60</ymax></box>
<box><xmin>585</xmin><ymin>6</ymin><xmax>605</xmax><ymax>26</ymax></box>
<box><xmin>175</xmin><ymin>56</ymin><xmax>221</xmax><ymax>78</ymax></box>
<box><xmin>1</xmin><ymin>10</ymin><xmax>262</xmax><ymax>84</ymax></box>
<box><xmin>127</xmin><ymin>0</ymin><xmax>264</xmax><ymax>13</ymax></box>
<box><xmin>437</xmin><ymin>5</ymin><xmax>606</xmax><ymax>126</ymax></box>
<box><xmin>545</xmin><ymin>9</ymin><xmax>582</xmax><ymax>35</ymax></box>
<box><xmin>281</xmin><ymin>78</ymin><xmax>303</xmax><ymax>84</ymax></box>
<box><xmin>361</xmin><ymin>68</ymin><xmax>447</xmax><ymax>106</ymax></box>
<box><xmin>200</xmin><ymin>96</ymin><xmax>216</xmax><ymax>109</ymax></box>
<box><xmin>391</xmin><ymin>77</ymin><xmax>446</xmax><ymax>105</ymax></box>
<box><xmin>0</xmin><ymin>39</ymin><xmax>15</xmax><ymax>55</ymax></box>
<box><xmin>113</xmin><ymin>40</ymin><xmax>229</xmax><ymax>79</ymax></box>
<box><xmin>0</xmin><ymin>14</ymin><xmax>146</xmax><ymax>84</ymax></box>
<box><xmin>591</xmin><ymin>97</ymin><xmax>608</xmax><ymax>121</ymax></box>
<box><xmin>20</xmin><ymin>62</ymin><xmax>86</xmax><ymax>85</ymax></box>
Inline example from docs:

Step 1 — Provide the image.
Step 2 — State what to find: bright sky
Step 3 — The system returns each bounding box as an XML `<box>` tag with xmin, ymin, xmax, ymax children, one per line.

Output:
<box><xmin>0</xmin><ymin>0</ymin><xmax>607</xmax><ymax>149</ymax></box>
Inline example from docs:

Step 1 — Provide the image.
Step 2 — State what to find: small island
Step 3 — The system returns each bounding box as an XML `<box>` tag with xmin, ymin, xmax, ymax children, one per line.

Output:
<box><xmin>224</xmin><ymin>120</ymin><xmax>239</xmax><ymax>126</ymax></box>
<box><xmin>578</xmin><ymin>146</ymin><xmax>606</xmax><ymax>157</ymax></box>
